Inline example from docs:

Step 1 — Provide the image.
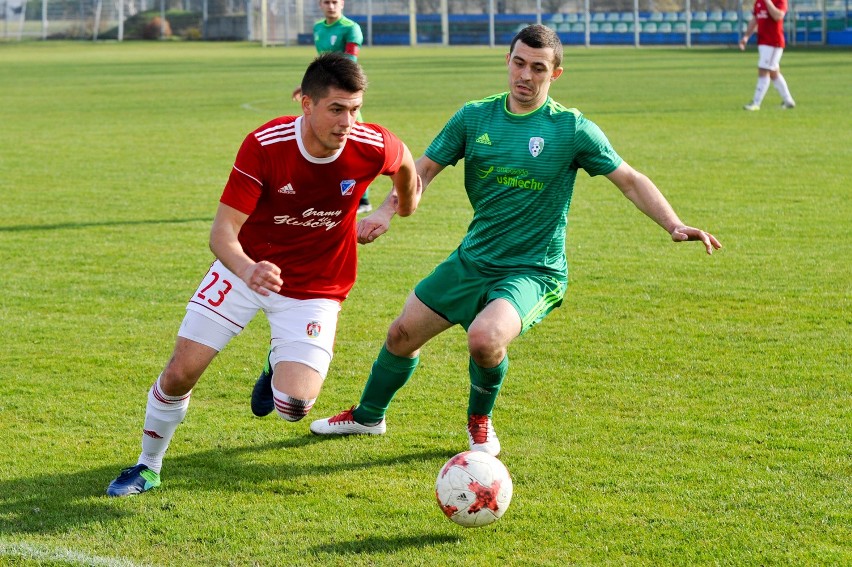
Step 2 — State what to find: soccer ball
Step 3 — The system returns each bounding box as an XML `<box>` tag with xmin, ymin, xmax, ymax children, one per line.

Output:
<box><xmin>435</xmin><ymin>451</ymin><xmax>513</xmax><ymax>527</ymax></box>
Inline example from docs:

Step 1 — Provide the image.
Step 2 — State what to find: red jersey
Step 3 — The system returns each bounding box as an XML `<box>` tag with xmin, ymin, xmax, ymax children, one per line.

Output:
<box><xmin>220</xmin><ymin>116</ymin><xmax>404</xmax><ymax>302</ymax></box>
<box><xmin>753</xmin><ymin>0</ymin><xmax>786</xmax><ymax>48</ymax></box>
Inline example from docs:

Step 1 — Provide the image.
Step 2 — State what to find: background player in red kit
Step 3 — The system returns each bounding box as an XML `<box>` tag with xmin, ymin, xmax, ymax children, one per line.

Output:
<box><xmin>739</xmin><ymin>0</ymin><xmax>796</xmax><ymax>110</ymax></box>
<box><xmin>106</xmin><ymin>53</ymin><xmax>421</xmax><ymax>497</ymax></box>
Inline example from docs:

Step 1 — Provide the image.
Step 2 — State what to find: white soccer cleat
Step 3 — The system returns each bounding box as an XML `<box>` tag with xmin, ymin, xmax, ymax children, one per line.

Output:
<box><xmin>743</xmin><ymin>103</ymin><xmax>760</xmax><ymax>111</ymax></box>
<box><xmin>781</xmin><ymin>100</ymin><xmax>796</xmax><ymax>109</ymax></box>
<box><xmin>309</xmin><ymin>406</ymin><xmax>386</xmax><ymax>435</ymax></box>
<box><xmin>467</xmin><ymin>414</ymin><xmax>501</xmax><ymax>457</ymax></box>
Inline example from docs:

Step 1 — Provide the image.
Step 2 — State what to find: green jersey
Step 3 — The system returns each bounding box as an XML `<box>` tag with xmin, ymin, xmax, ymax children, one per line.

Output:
<box><xmin>424</xmin><ymin>92</ymin><xmax>623</xmax><ymax>279</ymax></box>
<box><xmin>313</xmin><ymin>16</ymin><xmax>363</xmax><ymax>59</ymax></box>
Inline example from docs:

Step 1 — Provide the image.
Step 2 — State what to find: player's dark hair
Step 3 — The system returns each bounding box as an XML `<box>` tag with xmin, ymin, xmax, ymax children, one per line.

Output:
<box><xmin>301</xmin><ymin>52</ymin><xmax>367</xmax><ymax>101</ymax></box>
<box><xmin>510</xmin><ymin>24</ymin><xmax>563</xmax><ymax>68</ymax></box>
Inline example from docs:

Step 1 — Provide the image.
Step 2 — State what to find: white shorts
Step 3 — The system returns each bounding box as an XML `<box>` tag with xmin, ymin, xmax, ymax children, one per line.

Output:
<box><xmin>757</xmin><ymin>44</ymin><xmax>784</xmax><ymax>71</ymax></box>
<box><xmin>179</xmin><ymin>260</ymin><xmax>341</xmax><ymax>377</ymax></box>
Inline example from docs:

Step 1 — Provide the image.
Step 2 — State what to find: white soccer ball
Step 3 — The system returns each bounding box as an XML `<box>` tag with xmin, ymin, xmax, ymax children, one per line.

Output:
<box><xmin>435</xmin><ymin>451</ymin><xmax>513</xmax><ymax>527</ymax></box>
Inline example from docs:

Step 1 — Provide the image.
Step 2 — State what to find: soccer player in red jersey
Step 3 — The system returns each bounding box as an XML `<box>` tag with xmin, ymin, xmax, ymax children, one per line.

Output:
<box><xmin>106</xmin><ymin>53</ymin><xmax>421</xmax><ymax>497</ymax></box>
<box><xmin>739</xmin><ymin>0</ymin><xmax>796</xmax><ymax>110</ymax></box>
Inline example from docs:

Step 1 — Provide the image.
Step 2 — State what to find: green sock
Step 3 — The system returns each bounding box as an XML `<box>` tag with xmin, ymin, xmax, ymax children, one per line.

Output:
<box><xmin>467</xmin><ymin>355</ymin><xmax>508</xmax><ymax>417</ymax></box>
<box><xmin>353</xmin><ymin>345</ymin><xmax>419</xmax><ymax>424</ymax></box>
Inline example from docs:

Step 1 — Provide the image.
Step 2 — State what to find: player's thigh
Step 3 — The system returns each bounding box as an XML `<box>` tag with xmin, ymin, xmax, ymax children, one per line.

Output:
<box><xmin>757</xmin><ymin>45</ymin><xmax>782</xmax><ymax>70</ymax></box>
<box><xmin>185</xmin><ymin>260</ymin><xmax>263</xmax><ymax>335</ymax></box>
<box><xmin>387</xmin><ymin>292</ymin><xmax>454</xmax><ymax>355</ymax></box>
<box><xmin>413</xmin><ymin>249</ymin><xmax>485</xmax><ymax>330</ymax></box>
<box><xmin>488</xmin><ymin>273</ymin><xmax>566</xmax><ymax>335</ymax></box>
<box><xmin>267</xmin><ymin>297</ymin><xmax>341</xmax><ymax>384</ymax></box>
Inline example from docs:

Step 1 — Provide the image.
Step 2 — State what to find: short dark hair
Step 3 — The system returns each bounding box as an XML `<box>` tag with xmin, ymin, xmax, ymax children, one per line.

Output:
<box><xmin>509</xmin><ymin>24</ymin><xmax>563</xmax><ymax>68</ymax></box>
<box><xmin>300</xmin><ymin>52</ymin><xmax>368</xmax><ymax>101</ymax></box>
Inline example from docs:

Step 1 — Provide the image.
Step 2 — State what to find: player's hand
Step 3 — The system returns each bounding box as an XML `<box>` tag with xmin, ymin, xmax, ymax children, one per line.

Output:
<box><xmin>738</xmin><ymin>38</ymin><xmax>747</xmax><ymax>51</ymax></box>
<box><xmin>242</xmin><ymin>261</ymin><xmax>283</xmax><ymax>296</ymax></box>
<box><xmin>357</xmin><ymin>208</ymin><xmax>393</xmax><ymax>244</ymax></box>
<box><xmin>670</xmin><ymin>225</ymin><xmax>722</xmax><ymax>255</ymax></box>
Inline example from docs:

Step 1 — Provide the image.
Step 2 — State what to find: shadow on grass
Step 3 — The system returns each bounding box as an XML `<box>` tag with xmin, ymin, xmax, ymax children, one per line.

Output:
<box><xmin>0</xmin><ymin>217</ymin><xmax>212</xmax><ymax>232</ymax></box>
<box><xmin>311</xmin><ymin>533</ymin><xmax>460</xmax><ymax>555</ymax></box>
<box><xmin>0</xmin><ymin>434</ymin><xmax>452</xmax><ymax>537</ymax></box>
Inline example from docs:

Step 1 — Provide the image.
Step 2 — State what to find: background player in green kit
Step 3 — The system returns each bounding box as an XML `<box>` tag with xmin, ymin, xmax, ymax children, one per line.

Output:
<box><xmin>309</xmin><ymin>24</ymin><xmax>722</xmax><ymax>456</ymax></box>
<box><xmin>291</xmin><ymin>0</ymin><xmax>371</xmax><ymax>213</ymax></box>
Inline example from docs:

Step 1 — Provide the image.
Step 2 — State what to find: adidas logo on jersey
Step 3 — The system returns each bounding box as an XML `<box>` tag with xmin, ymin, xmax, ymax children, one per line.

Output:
<box><xmin>278</xmin><ymin>183</ymin><xmax>295</xmax><ymax>194</ymax></box>
<box><xmin>475</xmin><ymin>133</ymin><xmax>492</xmax><ymax>145</ymax></box>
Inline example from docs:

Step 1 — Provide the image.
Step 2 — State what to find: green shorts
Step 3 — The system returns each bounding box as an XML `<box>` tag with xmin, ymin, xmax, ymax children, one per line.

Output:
<box><xmin>414</xmin><ymin>248</ymin><xmax>566</xmax><ymax>333</ymax></box>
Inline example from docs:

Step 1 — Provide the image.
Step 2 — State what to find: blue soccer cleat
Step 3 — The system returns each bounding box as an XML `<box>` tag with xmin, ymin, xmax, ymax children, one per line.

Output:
<box><xmin>251</xmin><ymin>350</ymin><xmax>274</xmax><ymax>417</ymax></box>
<box><xmin>106</xmin><ymin>464</ymin><xmax>161</xmax><ymax>497</ymax></box>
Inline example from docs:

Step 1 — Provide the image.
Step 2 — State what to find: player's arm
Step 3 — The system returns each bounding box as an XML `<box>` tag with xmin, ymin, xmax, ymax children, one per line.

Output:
<box><xmin>764</xmin><ymin>0</ymin><xmax>786</xmax><ymax>20</ymax></box>
<box><xmin>343</xmin><ymin>43</ymin><xmax>360</xmax><ymax>61</ymax></box>
<box><xmin>606</xmin><ymin>162</ymin><xmax>722</xmax><ymax>255</ymax></box>
<box><xmin>209</xmin><ymin>202</ymin><xmax>283</xmax><ymax>295</ymax></box>
<box><xmin>739</xmin><ymin>17</ymin><xmax>758</xmax><ymax>49</ymax></box>
<box><xmin>357</xmin><ymin>154</ymin><xmax>439</xmax><ymax>244</ymax></box>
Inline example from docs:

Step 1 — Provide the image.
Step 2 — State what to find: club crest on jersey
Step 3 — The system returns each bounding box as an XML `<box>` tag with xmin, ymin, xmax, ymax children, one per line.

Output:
<box><xmin>330</xmin><ymin>35</ymin><xmax>338</xmax><ymax>46</ymax></box>
<box><xmin>306</xmin><ymin>321</ymin><xmax>322</xmax><ymax>338</ymax></box>
<box><xmin>529</xmin><ymin>137</ymin><xmax>545</xmax><ymax>157</ymax></box>
<box><xmin>340</xmin><ymin>179</ymin><xmax>356</xmax><ymax>196</ymax></box>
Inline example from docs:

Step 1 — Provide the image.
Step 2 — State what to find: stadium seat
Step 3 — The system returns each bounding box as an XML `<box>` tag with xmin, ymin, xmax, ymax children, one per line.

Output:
<box><xmin>650</xmin><ymin>12</ymin><xmax>664</xmax><ymax>22</ymax></box>
<box><xmin>592</xmin><ymin>12</ymin><xmax>606</xmax><ymax>22</ymax></box>
<box><xmin>702</xmin><ymin>21</ymin><xmax>718</xmax><ymax>33</ymax></box>
<box><xmin>606</xmin><ymin>12</ymin><xmax>620</xmax><ymax>22</ymax></box>
<box><xmin>643</xmin><ymin>22</ymin><xmax>658</xmax><ymax>33</ymax></box>
<box><xmin>589</xmin><ymin>22</ymin><xmax>600</xmax><ymax>32</ymax></box>
<box><xmin>718</xmin><ymin>22</ymin><xmax>733</xmax><ymax>32</ymax></box>
<box><xmin>571</xmin><ymin>22</ymin><xmax>585</xmax><ymax>32</ymax></box>
<box><xmin>620</xmin><ymin>12</ymin><xmax>634</xmax><ymax>22</ymax></box>
<box><xmin>550</xmin><ymin>14</ymin><xmax>564</xmax><ymax>23</ymax></box>
<box><xmin>709</xmin><ymin>10</ymin><xmax>724</xmax><ymax>21</ymax></box>
<box><xmin>658</xmin><ymin>22</ymin><xmax>672</xmax><ymax>32</ymax></box>
<box><xmin>663</xmin><ymin>12</ymin><xmax>679</xmax><ymax>22</ymax></box>
<box><xmin>693</xmin><ymin>11</ymin><xmax>708</xmax><ymax>22</ymax></box>
<box><xmin>724</xmin><ymin>11</ymin><xmax>739</xmax><ymax>22</ymax></box>
<box><xmin>614</xmin><ymin>22</ymin><xmax>628</xmax><ymax>33</ymax></box>
<box><xmin>557</xmin><ymin>22</ymin><xmax>573</xmax><ymax>32</ymax></box>
<box><xmin>564</xmin><ymin>13</ymin><xmax>578</xmax><ymax>23</ymax></box>
<box><xmin>600</xmin><ymin>22</ymin><xmax>614</xmax><ymax>32</ymax></box>
<box><xmin>674</xmin><ymin>22</ymin><xmax>687</xmax><ymax>32</ymax></box>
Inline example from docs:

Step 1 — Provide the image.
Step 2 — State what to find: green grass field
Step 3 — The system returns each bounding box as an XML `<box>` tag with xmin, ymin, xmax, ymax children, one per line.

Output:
<box><xmin>0</xmin><ymin>41</ymin><xmax>849</xmax><ymax>566</ymax></box>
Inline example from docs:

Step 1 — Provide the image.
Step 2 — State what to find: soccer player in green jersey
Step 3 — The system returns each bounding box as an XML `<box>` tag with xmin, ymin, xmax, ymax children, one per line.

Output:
<box><xmin>309</xmin><ymin>24</ymin><xmax>722</xmax><ymax>456</ymax></box>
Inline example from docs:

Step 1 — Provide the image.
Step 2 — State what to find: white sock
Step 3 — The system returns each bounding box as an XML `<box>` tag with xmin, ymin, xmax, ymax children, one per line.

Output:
<box><xmin>752</xmin><ymin>76</ymin><xmax>771</xmax><ymax>106</ymax></box>
<box><xmin>271</xmin><ymin>383</ymin><xmax>315</xmax><ymax>422</ymax></box>
<box><xmin>773</xmin><ymin>74</ymin><xmax>794</xmax><ymax>104</ymax></box>
<box><xmin>137</xmin><ymin>375</ymin><xmax>191</xmax><ymax>474</ymax></box>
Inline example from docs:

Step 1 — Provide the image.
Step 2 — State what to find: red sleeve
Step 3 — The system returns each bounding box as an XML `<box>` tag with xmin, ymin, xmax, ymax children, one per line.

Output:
<box><xmin>378</xmin><ymin>125</ymin><xmax>405</xmax><ymax>176</ymax></box>
<box><xmin>344</xmin><ymin>43</ymin><xmax>360</xmax><ymax>58</ymax></box>
<box><xmin>220</xmin><ymin>133</ymin><xmax>263</xmax><ymax>215</ymax></box>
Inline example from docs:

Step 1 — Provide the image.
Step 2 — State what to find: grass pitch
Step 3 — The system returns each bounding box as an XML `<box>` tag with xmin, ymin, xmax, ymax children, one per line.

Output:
<box><xmin>0</xmin><ymin>42</ymin><xmax>849</xmax><ymax>566</ymax></box>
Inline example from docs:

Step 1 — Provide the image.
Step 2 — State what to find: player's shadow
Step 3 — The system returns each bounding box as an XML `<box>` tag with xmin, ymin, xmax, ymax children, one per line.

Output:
<box><xmin>311</xmin><ymin>533</ymin><xmax>460</xmax><ymax>555</ymax></box>
<box><xmin>0</xmin><ymin>217</ymin><xmax>211</xmax><ymax>232</ymax></box>
<box><xmin>0</xmin><ymin>435</ymin><xmax>451</xmax><ymax>537</ymax></box>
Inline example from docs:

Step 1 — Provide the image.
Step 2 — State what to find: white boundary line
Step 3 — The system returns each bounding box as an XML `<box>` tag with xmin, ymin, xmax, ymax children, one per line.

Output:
<box><xmin>0</xmin><ymin>540</ymin><xmax>159</xmax><ymax>567</ymax></box>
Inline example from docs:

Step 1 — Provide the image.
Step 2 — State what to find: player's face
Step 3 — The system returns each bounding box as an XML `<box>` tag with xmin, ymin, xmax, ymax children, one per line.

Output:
<box><xmin>505</xmin><ymin>41</ymin><xmax>563</xmax><ymax>113</ymax></box>
<box><xmin>301</xmin><ymin>87</ymin><xmax>363</xmax><ymax>157</ymax></box>
<box><xmin>319</xmin><ymin>0</ymin><xmax>343</xmax><ymax>22</ymax></box>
